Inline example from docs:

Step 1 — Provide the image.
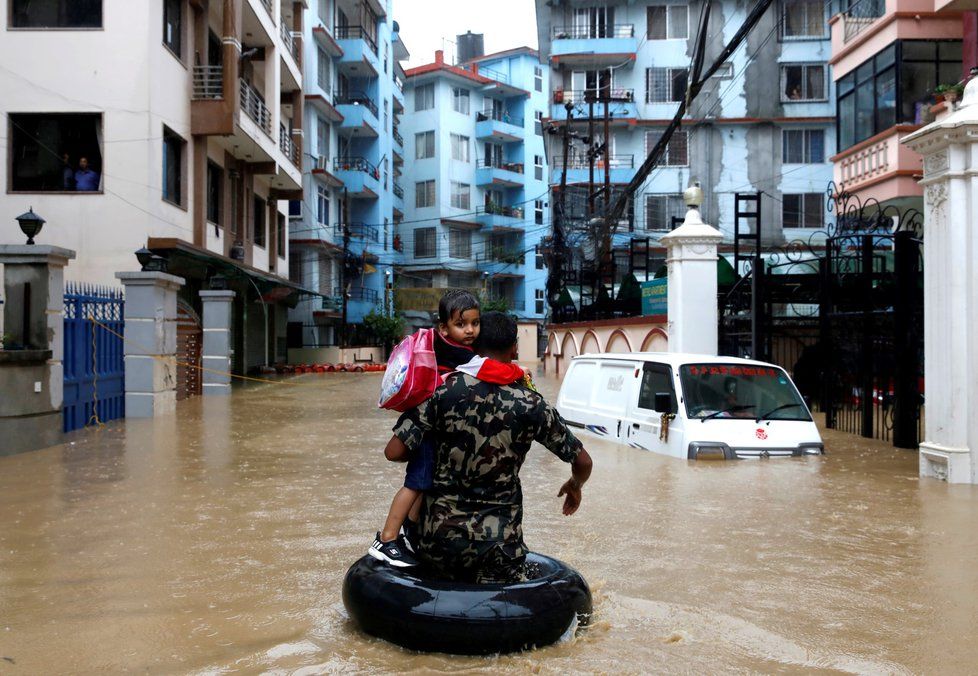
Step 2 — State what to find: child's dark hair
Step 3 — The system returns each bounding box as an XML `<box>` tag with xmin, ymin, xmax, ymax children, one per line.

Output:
<box><xmin>475</xmin><ymin>311</ymin><xmax>517</xmax><ymax>353</ymax></box>
<box><xmin>438</xmin><ymin>289</ymin><xmax>480</xmax><ymax>324</ymax></box>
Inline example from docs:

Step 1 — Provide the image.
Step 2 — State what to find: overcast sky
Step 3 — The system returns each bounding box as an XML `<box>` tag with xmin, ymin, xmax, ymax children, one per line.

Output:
<box><xmin>394</xmin><ymin>0</ymin><xmax>540</xmax><ymax>68</ymax></box>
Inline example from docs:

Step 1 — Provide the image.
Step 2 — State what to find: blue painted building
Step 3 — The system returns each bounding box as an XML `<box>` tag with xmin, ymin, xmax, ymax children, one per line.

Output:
<box><xmin>289</xmin><ymin>0</ymin><xmax>409</xmax><ymax>348</ymax></box>
<box><xmin>398</xmin><ymin>44</ymin><xmax>551</xmax><ymax>323</ymax></box>
<box><xmin>535</xmin><ymin>0</ymin><xmax>836</xmax><ymax>275</ymax></box>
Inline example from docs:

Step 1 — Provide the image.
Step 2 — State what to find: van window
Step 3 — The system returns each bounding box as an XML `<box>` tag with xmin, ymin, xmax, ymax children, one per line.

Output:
<box><xmin>678</xmin><ymin>363</ymin><xmax>811</xmax><ymax>420</ymax></box>
<box><xmin>637</xmin><ymin>363</ymin><xmax>677</xmax><ymax>413</ymax></box>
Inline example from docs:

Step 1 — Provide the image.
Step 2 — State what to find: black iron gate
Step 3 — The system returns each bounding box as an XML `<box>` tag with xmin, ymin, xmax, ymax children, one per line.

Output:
<box><xmin>719</xmin><ymin>185</ymin><xmax>924</xmax><ymax>448</ymax></box>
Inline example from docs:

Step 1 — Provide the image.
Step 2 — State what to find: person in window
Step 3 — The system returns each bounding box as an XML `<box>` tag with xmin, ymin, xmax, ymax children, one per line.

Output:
<box><xmin>788</xmin><ymin>84</ymin><xmax>802</xmax><ymax>100</ymax></box>
<box><xmin>61</xmin><ymin>153</ymin><xmax>75</xmax><ymax>191</ymax></box>
<box><xmin>74</xmin><ymin>157</ymin><xmax>100</xmax><ymax>192</ymax></box>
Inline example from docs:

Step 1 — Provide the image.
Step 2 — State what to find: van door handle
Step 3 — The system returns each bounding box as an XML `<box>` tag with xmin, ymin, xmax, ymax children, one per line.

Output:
<box><xmin>632</xmin><ymin>423</ymin><xmax>641</xmax><ymax>429</ymax></box>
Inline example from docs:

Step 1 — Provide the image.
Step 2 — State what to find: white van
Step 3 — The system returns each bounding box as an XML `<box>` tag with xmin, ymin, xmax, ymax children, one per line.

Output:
<box><xmin>556</xmin><ymin>353</ymin><xmax>824</xmax><ymax>459</ymax></box>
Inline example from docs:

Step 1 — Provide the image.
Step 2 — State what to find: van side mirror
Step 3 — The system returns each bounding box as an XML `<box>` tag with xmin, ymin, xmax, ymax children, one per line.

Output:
<box><xmin>654</xmin><ymin>392</ymin><xmax>673</xmax><ymax>413</ymax></box>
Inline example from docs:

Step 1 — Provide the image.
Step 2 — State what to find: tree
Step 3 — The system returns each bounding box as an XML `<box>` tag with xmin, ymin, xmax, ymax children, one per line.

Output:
<box><xmin>364</xmin><ymin>309</ymin><xmax>405</xmax><ymax>356</ymax></box>
<box><xmin>480</xmin><ymin>296</ymin><xmax>511</xmax><ymax>313</ymax></box>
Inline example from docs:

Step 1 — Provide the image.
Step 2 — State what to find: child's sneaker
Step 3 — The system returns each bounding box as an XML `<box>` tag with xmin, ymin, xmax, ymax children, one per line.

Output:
<box><xmin>368</xmin><ymin>533</ymin><xmax>418</xmax><ymax>568</ymax></box>
<box><xmin>399</xmin><ymin>521</ymin><xmax>418</xmax><ymax>554</ymax></box>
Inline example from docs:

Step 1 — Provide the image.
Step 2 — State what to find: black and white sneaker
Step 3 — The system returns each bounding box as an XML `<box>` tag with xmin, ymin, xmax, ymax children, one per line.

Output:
<box><xmin>399</xmin><ymin>522</ymin><xmax>418</xmax><ymax>554</ymax></box>
<box><xmin>368</xmin><ymin>533</ymin><xmax>419</xmax><ymax>567</ymax></box>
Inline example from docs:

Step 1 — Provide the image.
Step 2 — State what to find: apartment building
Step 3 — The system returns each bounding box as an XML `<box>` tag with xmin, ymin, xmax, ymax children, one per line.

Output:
<box><xmin>398</xmin><ymin>43</ymin><xmax>551</xmax><ymax>323</ymax></box>
<box><xmin>288</xmin><ymin>0</ymin><xmax>407</xmax><ymax>349</ymax></box>
<box><xmin>1</xmin><ymin>0</ymin><xmax>306</xmax><ymax>373</ymax></box>
<box><xmin>535</xmin><ymin>0</ymin><xmax>837</xmax><ymax>265</ymax></box>
<box><xmin>830</xmin><ymin>0</ymin><xmax>966</xmax><ymax>211</ymax></box>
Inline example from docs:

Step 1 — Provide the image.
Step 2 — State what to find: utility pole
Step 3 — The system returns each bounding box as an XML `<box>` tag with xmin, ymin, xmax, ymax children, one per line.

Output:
<box><xmin>341</xmin><ymin>187</ymin><xmax>350</xmax><ymax>348</ymax></box>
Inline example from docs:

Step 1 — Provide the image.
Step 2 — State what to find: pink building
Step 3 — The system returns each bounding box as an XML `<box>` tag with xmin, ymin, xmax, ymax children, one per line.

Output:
<box><xmin>829</xmin><ymin>0</ymin><xmax>973</xmax><ymax>209</ymax></box>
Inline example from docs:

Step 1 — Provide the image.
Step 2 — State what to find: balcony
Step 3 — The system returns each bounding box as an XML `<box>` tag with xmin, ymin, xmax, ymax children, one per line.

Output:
<box><xmin>475</xmin><ymin>204</ymin><xmax>525</xmax><ymax>231</ymax></box>
<box><xmin>335</xmin><ymin>25</ymin><xmax>380</xmax><ymax>77</ymax></box>
<box><xmin>551</xmin><ymin>88</ymin><xmax>638</xmax><ymax>124</ymax></box>
<box><xmin>312</xmin><ymin>156</ymin><xmax>344</xmax><ymax>187</ymax></box>
<box><xmin>833</xmin><ymin>126</ymin><xmax>923</xmax><ymax>203</ymax></box>
<box><xmin>279</xmin><ymin>124</ymin><xmax>299</xmax><ymax>167</ymax></box>
<box><xmin>280</xmin><ymin>21</ymin><xmax>300</xmax><ymax>66</ymax></box>
<box><xmin>335</xmin><ymin>93</ymin><xmax>379</xmax><ymax>137</ymax></box>
<box><xmin>395</xmin><ymin>287</ymin><xmax>480</xmax><ymax>312</ymax></box>
<box><xmin>348</xmin><ymin>286</ymin><xmax>380</xmax><ymax>303</ymax></box>
<box><xmin>393</xmin><ymin>75</ymin><xmax>405</xmax><ymax>112</ymax></box>
<box><xmin>393</xmin><ymin>182</ymin><xmax>404</xmax><ymax>210</ymax></box>
<box><xmin>240</xmin><ymin>79</ymin><xmax>271</xmax><ymax>135</ymax></box>
<box><xmin>333</xmin><ymin>157</ymin><xmax>380</xmax><ymax>198</ymax></box>
<box><xmin>837</xmin><ymin>0</ymin><xmax>885</xmax><ymax>44</ymax></box>
<box><xmin>335</xmin><ymin>222</ymin><xmax>380</xmax><ymax>243</ymax></box>
<box><xmin>476</xmin><ymin>159</ymin><xmax>525</xmax><ymax>188</ymax></box>
<box><xmin>551</xmin><ymin>154</ymin><xmax>635</xmax><ymax>184</ymax></box>
<box><xmin>550</xmin><ymin>24</ymin><xmax>638</xmax><ymax>68</ymax></box>
<box><xmin>312</xmin><ymin>22</ymin><xmax>343</xmax><ymax>57</ymax></box>
<box><xmin>193</xmin><ymin>65</ymin><xmax>223</xmax><ymax>100</ymax></box>
<box><xmin>475</xmin><ymin>110</ymin><xmax>524</xmax><ymax>142</ymax></box>
<box><xmin>392</xmin><ymin>126</ymin><xmax>403</xmax><ymax>149</ymax></box>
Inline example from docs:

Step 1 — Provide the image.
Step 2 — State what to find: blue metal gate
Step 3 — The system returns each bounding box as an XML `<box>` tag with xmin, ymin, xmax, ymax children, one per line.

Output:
<box><xmin>63</xmin><ymin>283</ymin><xmax>125</xmax><ymax>432</ymax></box>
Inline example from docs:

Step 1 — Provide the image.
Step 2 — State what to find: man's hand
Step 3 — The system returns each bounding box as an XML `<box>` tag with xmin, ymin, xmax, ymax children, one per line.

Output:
<box><xmin>558</xmin><ymin>478</ymin><xmax>583</xmax><ymax>515</ymax></box>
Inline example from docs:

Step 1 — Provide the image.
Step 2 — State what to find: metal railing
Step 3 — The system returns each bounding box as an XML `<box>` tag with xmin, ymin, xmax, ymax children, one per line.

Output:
<box><xmin>841</xmin><ymin>0</ymin><xmax>885</xmax><ymax>43</ymax></box>
<box><xmin>477</xmin><ymin>159</ymin><xmax>524</xmax><ymax>174</ymax></box>
<box><xmin>335</xmin><ymin>25</ymin><xmax>378</xmax><ymax>55</ymax></box>
<box><xmin>552</xmin><ymin>24</ymin><xmax>635</xmax><ymax>39</ymax></box>
<box><xmin>553</xmin><ymin>88</ymin><xmax>635</xmax><ymax>104</ymax></box>
<box><xmin>333</xmin><ymin>156</ymin><xmax>379</xmax><ymax>178</ymax></box>
<box><xmin>280</xmin><ymin>21</ymin><xmax>300</xmax><ymax>62</ymax></box>
<box><xmin>551</xmin><ymin>154</ymin><xmax>635</xmax><ymax>170</ymax></box>
<box><xmin>477</xmin><ymin>65</ymin><xmax>511</xmax><ymax>85</ymax></box>
<box><xmin>280</xmin><ymin>124</ymin><xmax>298</xmax><ymax>166</ymax></box>
<box><xmin>193</xmin><ymin>65</ymin><xmax>223</xmax><ymax>99</ymax></box>
<box><xmin>482</xmin><ymin>247</ymin><xmax>525</xmax><ymax>264</ymax></box>
<box><xmin>347</xmin><ymin>286</ymin><xmax>380</xmax><ymax>303</ymax></box>
<box><xmin>257</xmin><ymin>0</ymin><xmax>272</xmax><ymax>19</ymax></box>
<box><xmin>392</xmin><ymin>127</ymin><xmax>403</xmax><ymax>146</ymax></box>
<box><xmin>334</xmin><ymin>92</ymin><xmax>378</xmax><ymax>117</ymax></box>
<box><xmin>394</xmin><ymin>75</ymin><xmax>404</xmax><ymax>92</ymax></box>
<box><xmin>239</xmin><ymin>79</ymin><xmax>271</xmax><ymax>134</ymax></box>
<box><xmin>477</xmin><ymin>204</ymin><xmax>524</xmax><ymax>219</ymax></box>
<box><xmin>476</xmin><ymin>109</ymin><xmax>524</xmax><ymax>127</ymax></box>
<box><xmin>321</xmin><ymin>295</ymin><xmax>343</xmax><ymax>312</ymax></box>
<box><xmin>334</xmin><ymin>222</ymin><xmax>380</xmax><ymax>243</ymax></box>
<box><xmin>392</xmin><ymin>183</ymin><xmax>403</xmax><ymax>199</ymax></box>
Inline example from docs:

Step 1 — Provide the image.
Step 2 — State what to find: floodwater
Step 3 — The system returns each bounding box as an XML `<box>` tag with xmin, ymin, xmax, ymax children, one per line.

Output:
<box><xmin>1</xmin><ymin>373</ymin><xmax>977</xmax><ymax>675</ymax></box>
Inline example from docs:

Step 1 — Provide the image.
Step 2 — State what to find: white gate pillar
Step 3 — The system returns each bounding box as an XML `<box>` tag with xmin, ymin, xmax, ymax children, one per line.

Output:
<box><xmin>903</xmin><ymin>76</ymin><xmax>978</xmax><ymax>483</ymax></box>
<box><xmin>660</xmin><ymin>186</ymin><xmax>723</xmax><ymax>355</ymax></box>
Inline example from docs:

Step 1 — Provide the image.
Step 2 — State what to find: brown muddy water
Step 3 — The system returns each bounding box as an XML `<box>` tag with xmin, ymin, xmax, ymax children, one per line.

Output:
<box><xmin>1</xmin><ymin>372</ymin><xmax>977</xmax><ymax>674</ymax></box>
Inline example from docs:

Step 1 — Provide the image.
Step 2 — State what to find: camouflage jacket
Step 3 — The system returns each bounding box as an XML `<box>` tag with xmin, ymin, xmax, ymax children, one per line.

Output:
<box><xmin>393</xmin><ymin>372</ymin><xmax>582</xmax><ymax>576</ymax></box>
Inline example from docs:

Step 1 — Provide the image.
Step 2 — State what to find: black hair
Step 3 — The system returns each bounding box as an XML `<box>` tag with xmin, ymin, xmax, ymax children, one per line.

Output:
<box><xmin>438</xmin><ymin>288</ymin><xmax>480</xmax><ymax>325</ymax></box>
<box><xmin>475</xmin><ymin>311</ymin><xmax>517</xmax><ymax>353</ymax></box>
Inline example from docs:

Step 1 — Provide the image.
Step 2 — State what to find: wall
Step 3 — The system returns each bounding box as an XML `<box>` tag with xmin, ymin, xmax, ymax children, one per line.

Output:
<box><xmin>543</xmin><ymin>316</ymin><xmax>668</xmax><ymax>376</ymax></box>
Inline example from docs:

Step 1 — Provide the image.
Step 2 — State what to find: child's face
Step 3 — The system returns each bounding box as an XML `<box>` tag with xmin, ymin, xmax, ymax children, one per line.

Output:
<box><xmin>439</xmin><ymin>308</ymin><xmax>480</xmax><ymax>346</ymax></box>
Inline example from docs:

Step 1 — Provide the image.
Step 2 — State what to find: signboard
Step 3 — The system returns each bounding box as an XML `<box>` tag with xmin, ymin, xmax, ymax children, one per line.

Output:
<box><xmin>640</xmin><ymin>278</ymin><xmax>668</xmax><ymax>316</ymax></box>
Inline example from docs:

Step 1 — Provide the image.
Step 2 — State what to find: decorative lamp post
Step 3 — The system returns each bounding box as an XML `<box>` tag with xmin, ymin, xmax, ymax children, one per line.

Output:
<box><xmin>16</xmin><ymin>207</ymin><xmax>45</xmax><ymax>245</ymax></box>
<box><xmin>134</xmin><ymin>246</ymin><xmax>168</xmax><ymax>273</ymax></box>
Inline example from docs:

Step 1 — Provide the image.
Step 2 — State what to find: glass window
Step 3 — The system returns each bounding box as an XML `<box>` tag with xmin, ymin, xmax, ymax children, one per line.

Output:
<box><xmin>318</xmin><ymin>48</ymin><xmax>331</xmax><ymax>92</ymax></box>
<box><xmin>253</xmin><ymin>195</ymin><xmax>266</xmax><ymax>247</ymax></box>
<box><xmin>11</xmin><ymin>0</ymin><xmax>102</xmax><ymax>28</ymax></box>
<box><xmin>534</xmin><ymin>66</ymin><xmax>543</xmax><ymax>92</ymax></box>
<box><xmin>645</xmin><ymin>129</ymin><xmax>688</xmax><ymax>165</ymax></box>
<box><xmin>781</xmin><ymin>0</ymin><xmax>825</xmax><ymax>39</ymax></box>
<box><xmin>450</xmin><ymin>181</ymin><xmax>470</xmax><ymax>209</ymax></box>
<box><xmin>163</xmin><ymin>0</ymin><xmax>182</xmax><ymax>56</ymax></box>
<box><xmin>415</xmin><ymin>83</ymin><xmax>434</xmax><ymax>111</ymax></box>
<box><xmin>637</xmin><ymin>363</ymin><xmax>677</xmax><ymax>412</ymax></box>
<box><xmin>452</xmin><ymin>87</ymin><xmax>470</xmax><ymax>114</ymax></box>
<box><xmin>782</xmin><ymin>193</ymin><xmax>823</xmax><ymax>229</ymax></box>
<box><xmin>535</xmin><ymin>200</ymin><xmax>544</xmax><ymax>224</ymax></box>
<box><xmin>535</xmin><ymin>288</ymin><xmax>545</xmax><ymax>314</ymax></box>
<box><xmin>278</xmin><ymin>212</ymin><xmax>286</xmax><ymax>253</ymax></box>
<box><xmin>782</xmin><ymin>64</ymin><xmax>825</xmax><ymax>101</ymax></box>
<box><xmin>535</xmin><ymin>111</ymin><xmax>544</xmax><ymax>136</ymax></box>
<box><xmin>415</xmin><ymin>227</ymin><xmax>436</xmax><ymax>258</ymax></box>
<box><xmin>535</xmin><ymin>246</ymin><xmax>544</xmax><ymax>270</ymax></box>
<box><xmin>647</xmin><ymin>5</ymin><xmax>688</xmax><ymax>40</ymax></box>
<box><xmin>782</xmin><ymin>129</ymin><xmax>824</xmax><ymax>163</ymax></box>
<box><xmin>450</xmin><ymin>133</ymin><xmax>470</xmax><ymax>162</ymax></box>
<box><xmin>645</xmin><ymin>194</ymin><xmax>685</xmax><ymax>231</ymax></box>
<box><xmin>679</xmin><ymin>364</ymin><xmax>811</xmax><ymax>421</ymax></box>
<box><xmin>8</xmin><ymin>113</ymin><xmax>103</xmax><ymax>192</ymax></box>
<box><xmin>415</xmin><ymin>131</ymin><xmax>435</xmax><ymax>159</ymax></box>
<box><xmin>449</xmin><ymin>229</ymin><xmax>471</xmax><ymax>258</ymax></box>
<box><xmin>534</xmin><ymin>155</ymin><xmax>544</xmax><ymax>180</ymax></box>
<box><xmin>162</xmin><ymin>126</ymin><xmax>185</xmax><ymax>206</ymax></box>
<box><xmin>646</xmin><ymin>68</ymin><xmax>688</xmax><ymax>103</ymax></box>
<box><xmin>415</xmin><ymin>180</ymin><xmax>435</xmax><ymax>208</ymax></box>
<box><xmin>317</xmin><ymin>186</ymin><xmax>329</xmax><ymax>225</ymax></box>
<box><xmin>207</xmin><ymin>161</ymin><xmax>222</xmax><ymax>225</ymax></box>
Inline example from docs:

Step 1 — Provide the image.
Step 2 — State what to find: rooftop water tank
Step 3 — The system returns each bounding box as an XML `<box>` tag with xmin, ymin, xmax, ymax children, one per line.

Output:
<box><xmin>457</xmin><ymin>31</ymin><xmax>484</xmax><ymax>64</ymax></box>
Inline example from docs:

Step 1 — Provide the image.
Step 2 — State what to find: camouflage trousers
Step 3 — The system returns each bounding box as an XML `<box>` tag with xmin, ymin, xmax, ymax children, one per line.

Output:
<box><xmin>419</xmin><ymin>538</ymin><xmax>527</xmax><ymax>584</ymax></box>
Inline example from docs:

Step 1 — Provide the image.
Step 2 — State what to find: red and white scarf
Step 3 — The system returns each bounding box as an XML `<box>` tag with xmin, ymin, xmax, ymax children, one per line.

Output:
<box><xmin>453</xmin><ymin>355</ymin><xmax>526</xmax><ymax>385</ymax></box>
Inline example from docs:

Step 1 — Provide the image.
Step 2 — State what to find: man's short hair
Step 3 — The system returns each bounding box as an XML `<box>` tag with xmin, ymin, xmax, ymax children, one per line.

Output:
<box><xmin>438</xmin><ymin>289</ymin><xmax>480</xmax><ymax>324</ymax></box>
<box><xmin>476</xmin><ymin>311</ymin><xmax>517</xmax><ymax>353</ymax></box>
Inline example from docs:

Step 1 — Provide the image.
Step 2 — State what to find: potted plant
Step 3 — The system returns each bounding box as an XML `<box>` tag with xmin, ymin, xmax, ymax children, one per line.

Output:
<box><xmin>935</xmin><ymin>83</ymin><xmax>964</xmax><ymax>104</ymax></box>
<box><xmin>0</xmin><ymin>333</ymin><xmax>11</xmax><ymax>350</ymax></box>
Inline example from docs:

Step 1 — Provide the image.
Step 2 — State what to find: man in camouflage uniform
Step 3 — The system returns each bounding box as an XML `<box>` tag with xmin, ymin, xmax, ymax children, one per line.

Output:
<box><xmin>385</xmin><ymin>312</ymin><xmax>592</xmax><ymax>583</ymax></box>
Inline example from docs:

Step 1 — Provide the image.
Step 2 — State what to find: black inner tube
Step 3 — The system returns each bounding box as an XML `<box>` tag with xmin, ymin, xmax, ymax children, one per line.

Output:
<box><xmin>343</xmin><ymin>552</ymin><xmax>592</xmax><ymax>655</ymax></box>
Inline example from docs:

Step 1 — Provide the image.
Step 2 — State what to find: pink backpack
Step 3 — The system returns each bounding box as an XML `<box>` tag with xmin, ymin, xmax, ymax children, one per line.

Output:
<box><xmin>378</xmin><ymin>328</ymin><xmax>438</xmax><ymax>411</ymax></box>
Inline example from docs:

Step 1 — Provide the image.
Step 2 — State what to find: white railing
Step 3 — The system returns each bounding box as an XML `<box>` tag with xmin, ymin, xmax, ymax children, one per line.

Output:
<box><xmin>193</xmin><ymin>65</ymin><xmax>223</xmax><ymax>99</ymax></box>
<box><xmin>239</xmin><ymin>79</ymin><xmax>271</xmax><ymax>134</ymax></box>
<box><xmin>280</xmin><ymin>124</ymin><xmax>298</xmax><ymax>166</ymax></box>
<box><xmin>280</xmin><ymin>21</ymin><xmax>299</xmax><ymax>62</ymax></box>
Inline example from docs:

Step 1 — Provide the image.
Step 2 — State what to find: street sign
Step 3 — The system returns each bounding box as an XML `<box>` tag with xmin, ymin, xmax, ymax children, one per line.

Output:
<box><xmin>641</xmin><ymin>278</ymin><xmax>667</xmax><ymax>316</ymax></box>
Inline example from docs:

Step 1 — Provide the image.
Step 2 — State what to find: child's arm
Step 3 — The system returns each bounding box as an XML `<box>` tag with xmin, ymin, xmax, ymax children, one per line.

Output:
<box><xmin>384</xmin><ymin>435</ymin><xmax>410</xmax><ymax>462</ymax></box>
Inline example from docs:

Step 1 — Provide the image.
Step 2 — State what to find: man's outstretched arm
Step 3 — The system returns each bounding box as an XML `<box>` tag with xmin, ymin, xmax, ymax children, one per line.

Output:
<box><xmin>558</xmin><ymin>449</ymin><xmax>592</xmax><ymax>516</ymax></box>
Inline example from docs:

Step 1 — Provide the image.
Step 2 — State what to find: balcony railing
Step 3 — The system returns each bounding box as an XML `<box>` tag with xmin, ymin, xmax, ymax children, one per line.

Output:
<box><xmin>553</xmin><ymin>88</ymin><xmax>635</xmax><ymax>104</ymax></box>
<box><xmin>239</xmin><ymin>79</ymin><xmax>271</xmax><ymax>134</ymax></box>
<box><xmin>478</xmin><ymin>66</ymin><xmax>511</xmax><ymax>85</ymax></box>
<box><xmin>486</xmin><ymin>297</ymin><xmax>526</xmax><ymax>311</ymax></box>
<box><xmin>552</xmin><ymin>24</ymin><xmax>635</xmax><ymax>39</ymax></box>
<box><xmin>392</xmin><ymin>182</ymin><xmax>404</xmax><ymax>199</ymax></box>
<box><xmin>280</xmin><ymin>124</ymin><xmax>298</xmax><ymax>166</ymax></box>
<box><xmin>347</xmin><ymin>286</ymin><xmax>380</xmax><ymax>303</ymax></box>
<box><xmin>257</xmin><ymin>0</ymin><xmax>272</xmax><ymax>19</ymax></box>
<box><xmin>392</xmin><ymin>127</ymin><xmax>403</xmax><ymax>146</ymax></box>
<box><xmin>477</xmin><ymin>159</ymin><xmax>524</xmax><ymax>174</ymax></box>
<box><xmin>394</xmin><ymin>75</ymin><xmax>404</xmax><ymax>92</ymax></box>
<box><xmin>280</xmin><ymin>21</ymin><xmax>300</xmax><ymax>63</ymax></box>
<box><xmin>333</xmin><ymin>156</ymin><xmax>379</xmax><ymax>178</ymax></box>
<box><xmin>841</xmin><ymin>0</ymin><xmax>885</xmax><ymax>43</ymax></box>
<box><xmin>193</xmin><ymin>65</ymin><xmax>223</xmax><ymax>99</ymax></box>
<box><xmin>476</xmin><ymin>109</ymin><xmax>524</xmax><ymax>127</ymax></box>
<box><xmin>484</xmin><ymin>247</ymin><xmax>525</xmax><ymax>264</ymax></box>
<box><xmin>334</xmin><ymin>222</ymin><xmax>380</xmax><ymax>243</ymax></box>
<box><xmin>335</xmin><ymin>25</ymin><xmax>378</xmax><ymax>55</ymax></box>
<box><xmin>551</xmin><ymin>154</ymin><xmax>635</xmax><ymax>170</ymax></box>
<box><xmin>321</xmin><ymin>295</ymin><xmax>343</xmax><ymax>312</ymax></box>
<box><xmin>478</xmin><ymin>203</ymin><xmax>524</xmax><ymax>219</ymax></box>
<box><xmin>334</xmin><ymin>92</ymin><xmax>378</xmax><ymax>118</ymax></box>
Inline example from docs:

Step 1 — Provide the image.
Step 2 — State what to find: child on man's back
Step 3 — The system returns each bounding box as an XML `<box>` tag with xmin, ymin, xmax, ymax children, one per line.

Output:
<box><xmin>368</xmin><ymin>289</ymin><xmax>481</xmax><ymax>567</ymax></box>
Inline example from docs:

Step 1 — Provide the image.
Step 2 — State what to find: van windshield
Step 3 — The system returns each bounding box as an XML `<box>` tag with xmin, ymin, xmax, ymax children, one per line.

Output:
<box><xmin>679</xmin><ymin>364</ymin><xmax>811</xmax><ymax>421</ymax></box>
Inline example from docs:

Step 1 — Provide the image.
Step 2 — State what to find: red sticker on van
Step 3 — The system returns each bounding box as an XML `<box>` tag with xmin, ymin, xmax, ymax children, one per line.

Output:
<box><xmin>755</xmin><ymin>428</ymin><xmax>768</xmax><ymax>440</ymax></box>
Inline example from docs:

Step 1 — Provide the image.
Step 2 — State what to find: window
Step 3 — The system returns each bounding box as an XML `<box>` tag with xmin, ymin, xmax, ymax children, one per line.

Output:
<box><xmin>317</xmin><ymin>116</ymin><xmax>330</xmax><ymax>158</ymax></box>
<box><xmin>415</xmin><ymin>227</ymin><xmax>436</xmax><ymax>258</ymax></box>
<box><xmin>645</xmin><ymin>129</ymin><xmax>689</xmax><ymax>166</ymax></box>
<box><xmin>450</xmin><ymin>181</ymin><xmax>470</xmax><ymax>209</ymax></box>
<box><xmin>637</xmin><ymin>363</ymin><xmax>677</xmax><ymax>412</ymax></box>
<box><xmin>449</xmin><ymin>229</ymin><xmax>472</xmax><ymax>258</ymax></box>
<box><xmin>317</xmin><ymin>186</ymin><xmax>329</xmax><ymax>225</ymax></box>
<box><xmin>645</xmin><ymin>194</ymin><xmax>685</xmax><ymax>231</ymax></box>
<box><xmin>318</xmin><ymin>253</ymin><xmax>333</xmax><ymax>295</ymax></box>
<box><xmin>450</xmin><ymin>133</ymin><xmax>470</xmax><ymax>162</ymax></box>
<box><xmin>383</xmin><ymin>100</ymin><xmax>389</xmax><ymax>132</ymax></box>
<box><xmin>8</xmin><ymin>113</ymin><xmax>103</xmax><ymax>192</ymax></box>
<box><xmin>11</xmin><ymin>0</ymin><xmax>101</xmax><ymax>28</ymax></box>
<box><xmin>383</xmin><ymin>158</ymin><xmax>389</xmax><ymax>190</ymax></box>
<box><xmin>415</xmin><ymin>180</ymin><xmax>435</xmax><ymax>208</ymax></box>
<box><xmin>781</xmin><ymin>64</ymin><xmax>826</xmax><ymax>101</ymax></box>
<box><xmin>535</xmin><ymin>289</ymin><xmax>545</xmax><ymax>314</ymax></box>
<box><xmin>535</xmin><ymin>246</ymin><xmax>544</xmax><ymax>270</ymax></box>
<box><xmin>534</xmin><ymin>66</ymin><xmax>543</xmax><ymax>92</ymax></box>
<box><xmin>838</xmin><ymin>41</ymin><xmax>961</xmax><ymax>151</ymax></box>
<box><xmin>781</xmin><ymin>0</ymin><xmax>825</xmax><ymax>39</ymax></box>
<box><xmin>415</xmin><ymin>130</ymin><xmax>435</xmax><ymax>159</ymax></box>
<box><xmin>452</xmin><ymin>87</ymin><xmax>470</xmax><ymax>114</ymax></box>
<box><xmin>318</xmin><ymin>0</ymin><xmax>329</xmax><ymax>25</ymax></box>
<box><xmin>783</xmin><ymin>193</ymin><xmax>823</xmax><ymax>229</ymax></box>
<box><xmin>278</xmin><ymin>213</ymin><xmax>286</xmax><ymax>253</ymax></box>
<box><xmin>534</xmin><ymin>155</ymin><xmax>544</xmax><ymax>180</ymax></box>
<box><xmin>646</xmin><ymin>67</ymin><xmax>688</xmax><ymax>103</ymax></box>
<box><xmin>163</xmin><ymin>0</ymin><xmax>182</xmax><ymax>57</ymax></box>
<box><xmin>782</xmin><ymin>129</ymin><xmax>825</xmax><ymax>163</ymax></box>
<box><xmin>711</xmin><ymin>63</ymin><xmax>734</xmax><ymax>79</ymax></box>
<box><xmin>253</xmin><ymin>196</ymin><xmax>266</xmax><ymax>247</ymax></box>
<box><xmin>318</xmin><ymin>48</ymin><xmax>331</xmax><ymax>92</ymax></box>
<box><xmin>384</xmin><ymin>43</ymin><xmax>389</xmax><ymax>74</ymax></box>
<box><xmin>415</xmin><ymin>83</ymin><xmax>435</xmax><ymax>111</ymax></box>
<box><xmin>162</xmin><ymin>126</ymin><xmax>186</xmax><ymax>206</ymax></box>
<box><xmin>647</xmin><ymin>5</ymin><xmax>688</xmax><ymax>40</ymax></box>
<box><xmin>535</xmin><ymin>111</ymin><xmax>544</xmax><ymax>136</ymax></box>
<box><xmin>535</xmin><ymin>200</ymin><xmax>544</xmax><ymax>225</ymax></box>
<box><xmin>207</xmin><ymin>161</ymin><xmax>222</xmax><ymax>225</ymax></box>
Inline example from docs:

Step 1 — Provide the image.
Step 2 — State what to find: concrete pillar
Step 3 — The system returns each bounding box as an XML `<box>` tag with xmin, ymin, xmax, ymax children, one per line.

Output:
<box><xmin>517</xmin><ymin>321</ymin><xmax>539</xmax><ymax>363</ymax></box>
<box><xmin>903</xmin><ymin>77</ymin><xmax>978</xmax><ymax>483</ymax></box>
<box><xmin>116</xmin><ymin>271</ymin><xmax>185</xmax><ymax>418</ymax></box>
<box><xmin>200</xmin><ymin>289</ymin><xmax>235</xmax><ymax>395</ymax></box>
<box><xmin>0</xmin><ymin>245</ymin><xmax>75</xmax><ymax>455</ymax></box>
<box><xmin>660</xmin><ymin>206</ymin><xmax>723</xmax><ymax>355</ymax></box>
